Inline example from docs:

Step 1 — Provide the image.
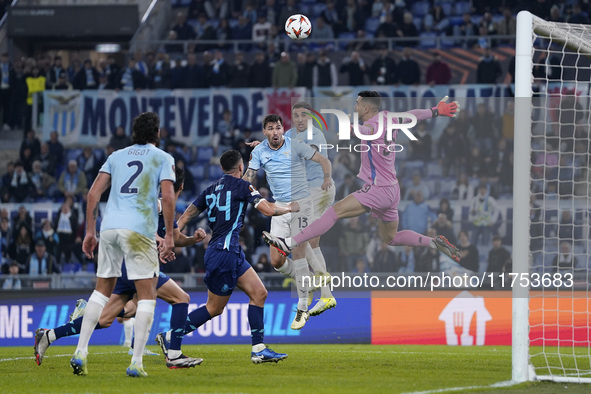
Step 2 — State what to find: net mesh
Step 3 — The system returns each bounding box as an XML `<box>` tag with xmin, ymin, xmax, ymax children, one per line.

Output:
<box><xmin>528</xmin><ymin>17</ymin><xmax>591</xmax><ymax>380</ymax></box>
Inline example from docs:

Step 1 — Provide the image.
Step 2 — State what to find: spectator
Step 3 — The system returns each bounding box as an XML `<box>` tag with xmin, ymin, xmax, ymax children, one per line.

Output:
<box><xmin>487</xmin><ymin>235</ymin><xmax>511</xmax><ymax>273</ymax></box>
<box><xmin>216</xmin><ymin>18</ymin><xmax>232</xmax><ymax>49</ymax></box>
<box><xmin>180</xmin><ymin>53</ymin><xmax>201</xmax><ymax>89</ymax></box>
<box><xmin>57</xmin><ymin>160</ymin><xmax>88</xmax><ymax>201</ymax></box>
<box><xmin>454</xmin><ymin>13</ymin><xmax>477</xmax><ymax>48</ymax></box>
<box><xmin>370</xmin><ymin>48</ymin><xmax>397</xmax><ymax>85</ymax></box>
<box><xmin>252</xmin><ymin>15</ymin><xmax>272</xmax><ymax>44</ymax></box>
<box><xmin>495</xmin><ymin>7</ymin><xmax>516</xmax><ymax>37</ymax></box>
<box><xmin>29</xmin><ymin>160</ymin><xmax>55</xmax><ymax>200</ymax></box>
<box><xmin>118</xmin><ymin>58</ymin><xmax>147</xmax><ymax>91</ymax></box>
<box><xmin>149</xmin><ymin>50</ymin><xmax>171</xmax><ymax>89</ymax></box>
<box><xmin>36</xmin><ymin>219</ymin><xmax>59</xmax><ymax>258</ymax></box>
<box><xmin>165</xmin><ymin>30</ymin><xmax>184</xmax><ymax>54</ymax></box>
<box><xmin>397</xmin><ymin>12</ymin><xmax>419</xmax><ymax>47</ymax></box>
<box><xmin>8</xmin><ymin>161</ymin><xmax>32</xmax><ymax>203</ymax></box>
<box><xmin>11</xmin><ymin>223</ymin><xmax>33</xmax><ymax>265</ymax></box>
<box><xmin>321</xmin><ymin>0</ymin><xmax>340</xmax><ymax>30</ymax></box>
<box><xmin>9</xmin><ymin>58</ymin><xmax>27</xmax><ymax>131</ymax></box>
<box><xmin>425</xmin><ymin>4</ymin><xmax>447</xmax><ymax>32</ymax></box>
<box><xmin>76</xmin><ymin>147</ymin><xmax>102</xmax><ymax>184</ymax></box>
<box><xmin>466</xmin><ymin>146</ymin><xmax>487</xmax><ymax>178</ymax></box>
<box><xmin>339</xmin><ymin>51</ymin><xmax>367</xmax><ymax>86</ymax></box>
<box><xmin>52</xmin><ymin>72</ymin><xmax>73</xmax><ymax>90</ymax></box>
<box><xmin>242</xmin><ymin>2</ymin><xmax>258</xmax><ymax>25</ymax></box>
<box><xmin>73</xmin><ymin>59</ymin><xmax>99</xmax><ymax>90</ymax></box>
<box><xmin>47</xmin><ymin>130</ymin><xmax>64</xmax><ymax>167</ymax></box>
<box><xmin>397</xmin><ymin>47</ymin><xmax>420</xmax><ymax>85</ymax></box>
<box><xmin>254</xmin><ymin>253</ymin><xmax>272</xmax><ymax>273</ymax></box>
<box><xmin>213</xmin><ymin>109</ymin><xmax>238</xmax><ymax>155</ymax></box>
<box><xmin>398</xmin><ymin>246</ymin><xmax>415</xmax><ymax>273</ymax></box>
<box><xmin>272</xmin><ymin>52</ymin><xmax>297</xmax><ymax>88</ymax></box>
<box><xmin>410</xmin><ymin>122</ymin><xmax>431</xmax><ymax>162</ymax></box>
<box><xmin>208</xmin><ymin>50</ymin><xmax>231</xmax><ymax>87</ymax></box>
<box><xmin>548</xmin><ymin>5</ymin><xmax>564</xmax><ymax>23</ymax></box>
<box><xmin>438</xmin><ymin>198</ymin><xmax>454</xmax><ymax>222</ymax></box>
<box><xmin>230</xmin><ymin>52</ymin><xmax>251</xmax><ymax>88</ymax></box>
<box><xmin>25</xmin><ymin>66</ymin><xmax>45</xmax><ymax>131</ymax></box>
<box><xmin>26</xmin><ymin>239</ymin><xmax>60</xmax><ymax>275</ymax></box>
<box><xmin>134</xmin><ymin>51</ymin><xmax>150</xmax><ymax>79</ymax></box>
<box><xmin>296</xmin><ymin>53</ymin><xmax>311</xmax><ymax>90</ymax></box>
<box><xmin>20</xmin><ymin>129</ymin><xmax>41</xmax><ymax>164</ymax></box>
<box><xmin>336</xmin><ymin>173</ymin><xmax>361</xmax><ymax>201</ymax></box>
<box><xmin>109</xmin><ymin>126</ymin><xmax>131</xmax><ymax>151</ymax></box>
<box><xmin>0</xmin><ymin>52</ymin><xmax>14</xmax><ymax>130</ymax></box>
<box><xmin>476</xmin><ymin>47</ymin><xmax>502</xmax><ymax>84</ymax></box>
<box><xmin>172</xmin><ymin>11</ymin><xmax>197</xmax><ymax>41</ymax></box>
<box><xmin>313</xmin><ymin>17</ymin><xmax>335</xmax><ymax>40</ymax></box>
<box><xmin>313</xmin><ymin>50</ymin><xmax>337</xmax><ymax>87</ymax></box>
<box><xmin>404</xmin><ymin>173</ymin><xmax>431</xmax><ymax>201</ymax></box>
<box><xmin>0</xmin><ymin>161</ymin><xmax>13</xmax><ymax>202</ymax></box>
<box><xmin>0</xmin><ymin>216</ymin><xmax>11</xmax><ymax>266</ymax></box>
<box><xmin>103</xmin><ymin>54</ymin><xmax>121</xmax><ymax>89</ymax></box>
<box><xmin>232</xmin><ymin>15</ymin><xmax>253</xmax><ymax>44</ymax></box>
<box><xmin>55</xmin><ymin>198</ymin><xmax>78</xmax><ymax>264</ymax></box>
<box><xmin>469</xmin><ymin>184</ymin><xmax>500</xmax><ymax>246</ymax></box>
<box><xmin>401</xmin><ymin>191</ymin><xmax>436</xmax><ymax>235</ymax></box>
<box><xmin>553</xmin><ymin>241</ymin><xmax>579</xmax><ymax>273</ymax></box>
<box><xmin>339</xmin><ymin>217</ymin><xmax>369</xmax><ymax>272</ymax></box>
<box><xmin>567</xmin><ymin>3</ymin><xmax>589</xmax><ymax>24</ymax></box>
<box><xmin>347</xmin><ymin>29</ymin><xmax>375</xmax><ymax>51</ymax></box>
<box><xmin>470</xmin><ymin>103</ymin><xmax>498</xmax><ymax>153</ymax></box>
<box><xmin>2</xmin><ymin>260</ymin><xmax>22</xmax><ymax>290</ymax></box>
<box><xmin>376</xmin><ymin>12</ymin><xmax>398</xmax><ymax>38</ymax></box>
<box><xmin>415</xmin><ymin>228</ymin><xmax>440</xmax><ymax>272</ymax></box>
<box><xmin>368</xmin><ymin>239</ymin><xmax>399</xmax><ymax>272</ymax></box>
<box><xmin>11</xmin><ymin>205</ymin><xmax>32</xmax><ymax>238</ymax></box>
<box><xmin>457</xmin><ymin>230</ymin><xmax>479</xmax><ymax>272</ymax></box>
<box><xmin>425</xmin><ymin>52</ymin><xmax>452</xmax><ymax>85</ymax></box>
<box><xmin>175</xmin><ymin>158</ymin><xmax>195</xmax><ymax>196</ymax></box>
<box><xmin>341</xmin><ymin>0</ymin><xmax>366</xmax><ymax>33</ymax></box>
<box><xmin>278</xmin><ymin>0</ymin><xmax>298</xmax><ymax>30</ymax></box>
<box><xmin>431</xmin><ymin>213</ymin><xmax>457</xmax><ymax>246</ymax></box>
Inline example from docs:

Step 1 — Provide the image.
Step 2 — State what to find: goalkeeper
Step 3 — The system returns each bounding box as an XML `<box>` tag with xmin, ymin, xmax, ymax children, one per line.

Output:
<box><xmin>264</xmin><ymin>91</ymin><xmax>462</xmax><ymax>263</ymax></box>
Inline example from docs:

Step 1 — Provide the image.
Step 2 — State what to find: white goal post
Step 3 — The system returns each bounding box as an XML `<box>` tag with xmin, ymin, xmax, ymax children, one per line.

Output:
<box><xmin>513</xmin><ymin>10</ymin><xmax>591</xmax><ymax>384</ymax></box>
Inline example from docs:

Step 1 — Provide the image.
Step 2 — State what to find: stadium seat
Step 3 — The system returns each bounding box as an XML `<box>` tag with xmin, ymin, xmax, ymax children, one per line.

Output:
<box><xmin>208</xmin><ymin>164</ymin><xmax>225</xmax><ymax>180</ymax></box>
<box><xmin>419</xmin><ymin>32</ymin><xmax>438</xmax><ymax>48</ymax></box>
<box><xmin>65</xmin><ymin>148</ymin><xmax>82</xmax><ymax>163</ymax></box>
<box><xmin>188</xmin><ymin>163</ymin><xmax>205</xmax><ymax>180</ymax></box>
<box><xmin>441</xmin><ymin>3</ymin><xmax>452</xmax><ymax>16</ymax></box>
<box><xmin>412</xmin><ymin>1</ymin><xmax>430</xmax><ymax>17</ymax></box>
<box><xmin>196</xmin><ymin>146</ymin><xmax>214</xmax><ymax>164</ymax></box>
<box><xmin>364</xmin><ymin>18</ymin><xmax>380</xmax><ymax>36</ymax></box>
<box><xmin>413</xmin><ymin>17</ymin><xmax>423</xmax><ymax>31</ymax></box>
<box><xmin>454</xmin><ymin>1</ymin><xmax>471</xmax><ymax>16</ymax></box>
<box><xmin>312</xmin><ymin>3</ymin><xmax>327</xmax><ymax>17</ymax></box>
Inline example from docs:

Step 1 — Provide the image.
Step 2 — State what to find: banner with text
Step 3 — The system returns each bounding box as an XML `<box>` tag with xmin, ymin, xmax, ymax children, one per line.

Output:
<box><xmin>42</xmin><ymin>88</ymin><xmax>306</xmax><ymax>147</ymax></box>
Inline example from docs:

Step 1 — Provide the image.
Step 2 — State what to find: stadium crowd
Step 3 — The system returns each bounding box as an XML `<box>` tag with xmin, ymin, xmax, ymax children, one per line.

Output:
<box><xmin>2</xmin><ymin>0</ymin><xmax>591</xmax><ymax>288</ymax></box>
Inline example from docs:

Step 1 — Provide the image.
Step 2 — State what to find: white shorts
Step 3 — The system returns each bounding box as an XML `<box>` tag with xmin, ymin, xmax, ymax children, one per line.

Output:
<box><xmin>97</xmin><ymin>229</ymin><xmax>159</xmax><ymax>280</ymax></box>
<box><xmin>270</xmin><ymin>198</ymin><xmax>313</xmax><ymax>239</ymax></box>
<box><xmin>310</xmin><ymin>185</ymin><xmax>336</xmax><ymax>220</ymax></box>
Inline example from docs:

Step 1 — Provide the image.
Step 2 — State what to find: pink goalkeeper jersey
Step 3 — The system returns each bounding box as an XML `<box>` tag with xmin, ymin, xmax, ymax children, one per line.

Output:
<box><xmin>356</xmin><ymin>111</ymin><xmax>399</xmax><ymax>187</ymax></box>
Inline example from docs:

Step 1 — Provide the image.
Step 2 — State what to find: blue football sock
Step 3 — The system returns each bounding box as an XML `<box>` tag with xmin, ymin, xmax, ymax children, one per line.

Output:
<box><xmin>53</xmin><ymin>317</ymin><xmax>103</xmax><ymax>340</ymax></box>
<box><xmin>169</xmin><ymin>303</ymin><xmax>188</xmax><ymax>351</ymax></box>
<box><xmin>184</xmin><ymin>306</ymin><xmax>211</xmax><ymax>335</ymax></box>
<box><xmin>248</xmin><ymin>305</ymin><xmax>264</xmax><ymax>346</ymax></box>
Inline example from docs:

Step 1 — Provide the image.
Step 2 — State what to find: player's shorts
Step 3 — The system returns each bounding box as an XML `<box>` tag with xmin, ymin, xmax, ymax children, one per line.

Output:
<box><xmin>204</xmin><ymin>247</ymin><xmax>251</xmax><ymax>296</ymax></box>
<box><xmin>352</xmin><ymin>183</ymin><xmax>400</xmax><ymax>222</ymax></box>
<box><xmin>113</xmin><ymin>270</ymin><xmax>170</xmax><ymax>297</ymax></box>
<box><xmin>97</xmin><ymin>229</ymin><xmax>159</xmax><ymax>280</ymax></box>
<box><xmin>310</xmin><ymin>185</ymin><xmax>336</xmax><ymax>220</ymax></box>
<box><xmin>270</xmin><ymin>197</ymin><xmax>314</xmax><ymax>238</ymax></box>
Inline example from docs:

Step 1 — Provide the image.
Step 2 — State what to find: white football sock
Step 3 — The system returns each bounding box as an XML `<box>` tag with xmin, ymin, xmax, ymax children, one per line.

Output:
<box><xmin>167</xmin><ymin>349</ymin><xmax>181</xmax><ymax>360</ymax></box>
<box><xmin>293</xmin><ymin>258</ymin><xmax>310</xmax><ymax>311</ymax></box>
<box><xmin>131</xmin><ymin>299</ymin><xmax>156</xmax><ymax>368</ymax></box>
<box><xmin>275</xmin><ymin>258</ymin><xmax>295</xmax><ymax>278</ymax></box>
<box><xmin>252</xmin><ymin>343</ymin><xmax>266</xmax><ymax>353</ymax></box>
<box><xmin>75</xmin><ymin>290</ymin><xmax>109</xmax><ymax>357</ymax></box>
<box><xmin>311</xmin><ymin>246</ymin><xmax>334</xmax><ymax>299</ymax></box>
<box><xmin>123</xmin><ymin>318</ymin><xmax>134</xmax><ymax>347</ymax></box>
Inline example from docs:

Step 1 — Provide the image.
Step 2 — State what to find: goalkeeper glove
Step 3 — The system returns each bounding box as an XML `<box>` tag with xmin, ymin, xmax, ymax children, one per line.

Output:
<box><xmin>431</xmin><ymin>96</ymin><xmax>460</xmax><ymax>117</ymax></box>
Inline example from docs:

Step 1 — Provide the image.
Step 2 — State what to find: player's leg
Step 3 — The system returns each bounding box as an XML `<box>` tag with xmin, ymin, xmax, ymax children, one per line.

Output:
<box><xmin>236</xmin><ymin>266</ymin><xmax>287</xmax><ymax>363</ymax></box>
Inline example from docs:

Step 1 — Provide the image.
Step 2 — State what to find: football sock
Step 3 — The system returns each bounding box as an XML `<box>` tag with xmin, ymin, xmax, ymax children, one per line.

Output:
<box><xmin>388</xmin><ymin>230</ymin><xmax>433</xmax><ymax>247</ymax></box>
<box><xmin>123</xmin><ymin>318</ymin><xmax>134</xmax><ymax>346</ymax></box>
<box><xmin>184</xmin><ymin>305</ymin><xmax>212</xmax><ymax>335</ymax></box>
<box><xmin>53</xmin><ymin>318</ymin><xmax>103</xmax><ymax>341</ymax></box>
<box><xmin>312</xmin><ymin>246</ymin><xmax>334</xmax><ymax>299</ymax></box>
<box><xmin>248</xmin><ymin>305</ymin><xmax>264</xmax><ymax>346</ymax></box>
<box><xmin>75</xmin><ymin>290</ymin><xmax>109</xmax><ymax>357</ymax></box>
<box><xmin>131</xmin><ymin>299</ymin><xmax>156</xmax><ymax>367</ymax></box>
<box><xmin>169</xmin><ymin>303</ymin><xmax>188</xmax><ymax>351</ymax></box>
<box><xmin>293</xmin><ymin>258</ymin><xmax>310</xmax><ymax>311</ymax></box>
<box><xmin>275</xmin><ymin>258</ymin><xmax>295</xmax><ymax>278</ymax></box>
<box><xmin>292</xmin><ymin>206</ymin><xmax>338</xmax><ymax>247</ymax></box>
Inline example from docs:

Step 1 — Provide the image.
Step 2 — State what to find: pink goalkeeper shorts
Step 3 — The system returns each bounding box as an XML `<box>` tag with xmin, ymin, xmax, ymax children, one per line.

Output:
<box><xmin>352</xmin><ymin>182</ymin><xmax>400</xmax><ymax>222</ymax></box>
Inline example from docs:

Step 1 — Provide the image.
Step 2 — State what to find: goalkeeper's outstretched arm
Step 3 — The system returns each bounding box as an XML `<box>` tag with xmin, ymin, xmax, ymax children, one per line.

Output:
<box><xmin>406</xmin><ymin>96</ymin><xmax>460</xmax><ymax>122</ymax></box>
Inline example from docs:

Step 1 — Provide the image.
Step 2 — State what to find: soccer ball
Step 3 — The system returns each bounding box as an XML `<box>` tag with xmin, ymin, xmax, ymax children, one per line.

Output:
<box><xmin>285</xmin><ymin>14</ymin><xmax>312</xmax><ymax>40</ymax></box>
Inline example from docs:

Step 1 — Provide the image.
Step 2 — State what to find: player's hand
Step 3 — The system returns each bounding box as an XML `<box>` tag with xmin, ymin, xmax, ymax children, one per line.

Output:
<box><xmin>433</xmin><ymin>96</ymin><xmax>460</xmax><ymax>117</ymax></box>
<box><xmin>245</xmin><ymin>140</ymin><xmax>261</xmax><ymax>148</ymax></box>
<box><xmin>82</xmin><ymin>234</ymin><xmax>97</xmax><ymax>259</ymax></box>
<box><xmin>155</xmin><ymin>234</ymin><xmax>164</xmax><ymax>246</ymax></box>
<box><xmin>289</xmin><ymin>201</ymin><xmax>300</xmax><ymax>213</ymax></box>
<box><xmin>321</xmin><ymin>178</ymin><xmax>333</xmax><ymax>191</ymax></box>
<box><xmin>193</xmin><ymin>228</ymin><xmax>206</xmax><ymax>243</ymax></box>
<box><xmin>159</xmin><ymin>234</ymin><xmax>175</xmax><ymax>262</ymax></box>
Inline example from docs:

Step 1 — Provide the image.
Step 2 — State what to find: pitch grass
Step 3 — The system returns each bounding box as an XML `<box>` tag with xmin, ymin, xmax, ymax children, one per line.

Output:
<box><xmin>0</xmin><ymin>344</ymin><xmax>590</xmax><ymax>393</ymax></box>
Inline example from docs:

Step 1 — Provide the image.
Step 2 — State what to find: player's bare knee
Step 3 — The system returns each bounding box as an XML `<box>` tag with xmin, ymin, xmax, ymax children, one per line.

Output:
<box><xmin>99</xmin><ymin>318</ymin><xmax>113</xmax><ymax>328</ymax></box>
<box><xmin>251</xmin><ymin>287</ymin><xmax>267</xmax><ymax>306</ymax></box>
<box><xmin>179</xmin><ymin>292</ymin><xmax>190</xmax><ymax>304</ymax></box>
<box><xmin>206</xmin><ymin>303</ymin><xmax>224</xmax><ymax>317</ymax></box>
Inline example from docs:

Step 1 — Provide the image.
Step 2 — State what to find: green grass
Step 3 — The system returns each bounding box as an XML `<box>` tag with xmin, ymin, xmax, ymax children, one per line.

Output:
<box><xmin>1</xmin><ymin>344</ymin><xmax>590</xmax><ymax>393</ymax></box>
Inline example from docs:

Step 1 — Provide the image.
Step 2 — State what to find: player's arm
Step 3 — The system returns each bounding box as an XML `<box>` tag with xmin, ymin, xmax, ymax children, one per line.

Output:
<box><xmin>177</xmin><ymin>203</ymin><xmax>203</xmax><ymax>232</ymax></box>
<box><xmin>173</xmin><ymin>227</ymin><xmax>206</xmax><ymax>247</ymax></box>
<box><xmin>309</xmin><ymin>152</ymin><xmax>333</xmax><ymax>191</ymax></box>
<box><xmin>405</xmin><ymin>96</ymin><xmax>460</xmax><ymax>122</ymax></box>
<box><xmin>255</xmin><ymin>199</ymin><xmax>299</xmax><ymax>217</ymax></box>
<box><xmin>242</xmin><ymin>168</ymin><xmax>258</xmax><ymax>184</ymax></box>
<box><xmin>82</xmin><ymin>172</ymin><xmax>111</xmax><ymax>258</ymax></box>
<box><xmin>160</xmin><ymin>179</ymin><xmax>176</xmax><ymax>261</ymax></box>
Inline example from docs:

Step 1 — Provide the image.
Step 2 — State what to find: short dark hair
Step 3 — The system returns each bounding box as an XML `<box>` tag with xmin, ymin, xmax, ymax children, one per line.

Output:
<box><xmin>292</xmin><ymin>101</ymin><xmax>312</xmax><ymax>111</ymax></box>
<box><xmin>220</xmin><ymin>150</ymin><xmax>243</xmax><ymax>172</ymax></box>
<box><xmin>358</xmin><ymin>91</ymin><xmax>382</xmax><ymax>110</ymax></box>
<box><xmin>263</xmin><ymin>114</ymin><xmax>283</xmax><ymax>129</ymax></box>
<box><xmin>131</xmin><ymin>112</ymin><xmax>159</xmax><ymax>145</ymax></box>
<box><xmin>173</xmin><ymin>166</ymin><xmax>185</xmax><ymax>192</ymax></box>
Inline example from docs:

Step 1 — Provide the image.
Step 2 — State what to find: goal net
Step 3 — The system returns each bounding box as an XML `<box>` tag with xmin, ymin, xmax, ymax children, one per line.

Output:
<box><xmin>513</xmin><ymin>11</ymin><xmax>591</xmax><ymax>383</ymax></box>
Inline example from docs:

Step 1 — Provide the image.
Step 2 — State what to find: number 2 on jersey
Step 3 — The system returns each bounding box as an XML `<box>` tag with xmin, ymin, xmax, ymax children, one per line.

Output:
<box><xmin>205</xmin><ymin>191</ymin><xmax>232</xmax><ymax>222</ymax></box>
<box><xmin>120</xmin><ymin>161</ymin><xmax>143</xmax><ymax>194</ymax></box>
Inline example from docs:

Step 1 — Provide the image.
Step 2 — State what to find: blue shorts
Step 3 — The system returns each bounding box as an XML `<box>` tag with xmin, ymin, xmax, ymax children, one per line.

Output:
<box><xmin>113</xmin><ymin>271</ymin><xmax>170</xmax><ymax>297</ymax></box>
<box><xmin>204</xmin><ymin>248</ymin><xmax>250</xmax><ymax>296</ymax></box>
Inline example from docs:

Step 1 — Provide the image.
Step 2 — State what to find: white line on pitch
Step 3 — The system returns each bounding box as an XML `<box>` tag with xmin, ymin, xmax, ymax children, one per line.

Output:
<box><xmin>401</xmin><ymin>380</ymin><xmax>516</xmax><ymax>394</ymax></box>
<box><xmin>0</xmin><ymin>351</ymin><xmax>122</xmax><ymax>363</ymax></box>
